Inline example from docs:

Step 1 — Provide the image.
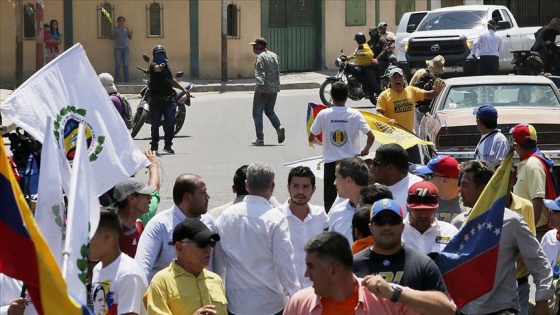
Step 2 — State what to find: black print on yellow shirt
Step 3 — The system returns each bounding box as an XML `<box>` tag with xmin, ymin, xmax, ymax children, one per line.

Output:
<box><xmin>393</xmin><ymin>100</ymin><xmax>414</xmax><ymax>113</ymax></box>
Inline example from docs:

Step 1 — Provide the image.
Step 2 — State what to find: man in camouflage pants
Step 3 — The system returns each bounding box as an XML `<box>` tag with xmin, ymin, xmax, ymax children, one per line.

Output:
<box><xmin>250</xmin><ymin>37</ymin><xmax>285</xmax><ymax>146</ymax></box>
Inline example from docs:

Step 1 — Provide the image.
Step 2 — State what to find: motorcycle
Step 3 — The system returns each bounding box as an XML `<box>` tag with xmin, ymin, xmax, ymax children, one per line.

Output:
<box><xmin>130</xmin><ymin>54</ymin><xmax>194</xmax><ymax>139</ymax></box>
<box><xmin>319</xmin><ymin>50</ymin><xmax>375</xmax><ymax>106</ymax></box>
<box><xmin>511</xmin><ymin>50</ymin><xmax>543</xmax><ymax>75</ymax></box>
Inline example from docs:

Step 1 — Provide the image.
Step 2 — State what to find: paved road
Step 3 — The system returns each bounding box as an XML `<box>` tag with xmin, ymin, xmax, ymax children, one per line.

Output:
<box><xmin>130</xmin><ymin>88</ymin><xmax>375</xmax><ymax>211</ymax></box>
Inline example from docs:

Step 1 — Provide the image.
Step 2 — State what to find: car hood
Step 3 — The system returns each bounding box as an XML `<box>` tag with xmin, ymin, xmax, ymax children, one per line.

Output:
<box><xmin>437</xmin><ymin>107</ymin><xmax>560</xmax><ymax>127</ymax></box>
<box><xmin>410</xmin><ymin>29</ymin><xmax>482</xmax><ymax>40</ymax></box>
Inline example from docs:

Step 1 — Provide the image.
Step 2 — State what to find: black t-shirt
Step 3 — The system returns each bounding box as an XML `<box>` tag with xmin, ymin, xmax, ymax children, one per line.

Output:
<box><xmin>532</xmin><ymin>26</ymin><xmax>560</xmax><ymax>51</ymax></box>
<box><xmin>353</xmin><ymin>245</ymin><xmax>447</xmax><ymax>293</ymax></box>
<box><xmin>149</xmin><ymin>62</ymin><xmax>174</xmax><ymax>97</ymax></box>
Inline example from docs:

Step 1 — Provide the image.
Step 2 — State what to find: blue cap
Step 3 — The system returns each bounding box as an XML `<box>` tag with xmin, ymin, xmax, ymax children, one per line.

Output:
<box><xmin>370</xmin><ymin>198</ymin><xmax>404</xmax><ymax>219</ymax></box>
<box><xmin>544</xmin><ymin>197</ymin><xmax>560</xmax><ymax>211</ymax></box>
<box><xmin>473</xmin><ymin>104</ymin><xmax>498</xmax><ymax>121</ymax></box>
<box><xmin>415</xmin><ymin>155</ymin><xmax>459</xmax><ymax>179</ymax></box>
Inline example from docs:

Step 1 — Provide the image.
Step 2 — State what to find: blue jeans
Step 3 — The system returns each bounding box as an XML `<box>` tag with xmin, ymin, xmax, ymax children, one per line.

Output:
<box><xmin>517</xmin><ymin>281</ymin><xmax>529</xmax><ymax>315</ymax></box>
<box><xmin>149</xmin><ymin>97</ymin><xmax>176</xmax><ymax>149</ymax></box>
<box><xmin>252</xmin><ymin>92</ymin><xmax>280</xmax><ymax>140</ymax></box>
<box><xmin>114</xmin><ymin>46</ymin><xmax>130</xmax><ymax>82</ymax></box>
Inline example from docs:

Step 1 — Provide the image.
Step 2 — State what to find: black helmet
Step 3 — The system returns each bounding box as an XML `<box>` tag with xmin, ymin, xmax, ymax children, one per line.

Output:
<box><xmin>153</xmin><ymin>45</ymin><xmax>166</xmax><ymax>56</ymax></box>
<box><xmin>354</xmin><ymin>32</ymin><xmax>366</xmax><ymax>44</ymax></box>
<box><xmin>368</xmin><ymin>27</ymin><xmax>379</xmax><ymax>38</ymax></box>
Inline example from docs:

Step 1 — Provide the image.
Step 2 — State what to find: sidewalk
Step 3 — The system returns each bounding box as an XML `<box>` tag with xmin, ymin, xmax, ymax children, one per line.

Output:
<box><xmin>1</xmin><ymin>70</ymin><xmax>334</xmax><ymax>135</ymax></box>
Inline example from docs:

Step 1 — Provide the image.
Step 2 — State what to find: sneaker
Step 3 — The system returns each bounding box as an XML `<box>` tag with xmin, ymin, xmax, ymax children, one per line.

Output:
<box><xmin>277</xmin><ymin>127</ymin><xmax>285</xmax><ymax>144</ymax></box>
<box><xmin>251</xmin><ymin>139</ymin><xmax>264</xmax><ymax>146</ymax></box>
<box><xmin>162</xmin><ymin>146</ymin><xmax>175</xmax><ymax>154</ymax></box>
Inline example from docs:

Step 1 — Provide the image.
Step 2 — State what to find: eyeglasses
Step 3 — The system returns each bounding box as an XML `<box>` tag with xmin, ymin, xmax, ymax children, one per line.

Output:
<box><xmin>407</xmin><ymin>194</ymin><xmax>438</xmax><ymax>205</ymax></box>
<box><xmin>423</xmin><ymin>174</ymin><xmax>448</xmax><ymax>180</ymax></box>
<box><xmin>372</xmin><ymin>160</ymin><xmax>384</xmax><ymax>166</ymax></box>
<box><xmin>372</xmin><ymin>216</ymin><xmax>402</xmax><ymax>226</ymax></box>
<box><xmin>180</xmin><ymin>239</ymin><xmax>217</xmax><ymax>249</ymax></box>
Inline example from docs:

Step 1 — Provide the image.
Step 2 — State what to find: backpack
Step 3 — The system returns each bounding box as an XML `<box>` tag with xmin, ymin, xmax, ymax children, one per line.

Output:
<box><xmin>116</xmin><ymin>94</ymin><xmax>133</xmax><ymax>129</ymax></box>
<box><xmin>413</xmin><ymin>71</ymin><xmax>436</xmax><ymax>110</ymax></box>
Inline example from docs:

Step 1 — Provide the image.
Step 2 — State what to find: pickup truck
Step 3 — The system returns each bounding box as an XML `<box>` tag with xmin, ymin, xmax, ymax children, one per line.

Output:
<box><xmin>396</xmin><ymin>5</ymin><xmax>539</xmax><ymax>78</ymax></box>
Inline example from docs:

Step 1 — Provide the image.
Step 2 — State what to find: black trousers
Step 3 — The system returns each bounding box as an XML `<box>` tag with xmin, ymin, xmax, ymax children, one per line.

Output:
<box><xmin>479</xmin><ymin>55</ymin><xmax>499</xmax><ymax>75</ymax></box>
<box><xmin>324</xmin><ymin>161</ymin><xmax>337</xmax><ymax>213</ymax></box>
<box><xmin>358</xmin><ymin>65</ymin><xmax>382</xmax><ymax>96</ymax></box>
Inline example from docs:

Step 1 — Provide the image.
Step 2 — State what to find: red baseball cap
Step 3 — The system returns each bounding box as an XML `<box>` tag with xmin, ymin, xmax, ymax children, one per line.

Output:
<box><xmin>510</xmin><ymin>123</ymin><xmax>537</xmax><ymax>147</ymax></box>
<box><xmin>407</xmin><ymin>181</ymin><xmax>439</xmax><ymax>210</ymax></box>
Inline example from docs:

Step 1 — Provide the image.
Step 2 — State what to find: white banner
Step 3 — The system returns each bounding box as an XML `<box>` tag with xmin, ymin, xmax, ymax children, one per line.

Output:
<box><xmin>0</xmin><ymin>43</ymin><xmax>147</xmax><ymax>195</ymax></box>
<box><xmin>284</xmin><ymin>156</ymin><xmax>325</xmax><ymax>179</ymax></box>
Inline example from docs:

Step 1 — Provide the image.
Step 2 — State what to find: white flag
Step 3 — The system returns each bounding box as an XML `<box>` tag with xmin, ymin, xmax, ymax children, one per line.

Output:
<box><xmin>62</xmin><ymin>123</ymin><xmax>99</xmax><ymax>305</ymax></box>
<box><xmin>0</xmin><ymin>43</ymin><xmax>147</xmax><ymax>196</ymax></box>
<box><xmin>35</xmin><ymin>116</ymin><xmax>70</xmax><ymax>268</ymax></box>
<box><xmin>284</xmin><ymin>156</ymin><xmax>325</xmax><ymax>179</ymax></box>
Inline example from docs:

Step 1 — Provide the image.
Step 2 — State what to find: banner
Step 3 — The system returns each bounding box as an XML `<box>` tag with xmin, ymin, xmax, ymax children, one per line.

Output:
<box><xmin>0</xmin><ymin>43</ymin><xmax>147</xmax><ymax>196</ymax></box>
<box><xmin>359</xmin><ymin>110</ymin><xmax>433</xmax><ymax>149</ymax></box>
<box><xmin>0</xmin><ymin>136</ymin><xmax>91</xmax><ymax>315</ymax></box>
<box><xmin>284</xmin><ymin>156</ymin><xmax>325</xmax><ymax>179</ymax></box>
<box><xmin>435</xmin><ymin>151</ymin><xmax>513</xmax><ymax>308</ymax></box>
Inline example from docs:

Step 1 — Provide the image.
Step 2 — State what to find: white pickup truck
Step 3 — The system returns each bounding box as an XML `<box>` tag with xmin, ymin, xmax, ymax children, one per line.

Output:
<box><xmin>396</xmin><ymin>5</ymin><xmax>539</xmax><ymax>77</ymax></box>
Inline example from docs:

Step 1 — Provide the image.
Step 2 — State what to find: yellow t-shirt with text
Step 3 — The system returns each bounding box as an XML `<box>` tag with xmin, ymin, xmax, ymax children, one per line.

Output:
<box><xmin>376</xmin><ymin>86</ymin><xmax>426</xmax><ymax>132</ymax></box>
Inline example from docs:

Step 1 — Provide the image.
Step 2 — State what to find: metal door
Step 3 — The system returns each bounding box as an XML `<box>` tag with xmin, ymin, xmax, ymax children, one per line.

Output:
<box><xmin>263</xmin><ymin>0</ymin><xmax>320</xmax><ymax>72</ymax></box>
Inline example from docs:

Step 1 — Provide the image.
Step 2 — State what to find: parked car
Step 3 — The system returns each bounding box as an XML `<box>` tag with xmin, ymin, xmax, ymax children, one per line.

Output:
<box><xmin>397</xmin><ymin>5</ymin><xmax>539</xmax><ymax>78</ymax></box>
<box><xmin>418</xmin><ymin>75</ymin><xmax>560</xmax><ymax>168</ymax></box>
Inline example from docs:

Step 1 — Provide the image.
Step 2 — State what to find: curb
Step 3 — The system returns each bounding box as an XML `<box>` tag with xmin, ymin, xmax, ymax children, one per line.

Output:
<box><xmin>117</xmin><ymin>82</ymin><xmax>321</xmax><ymax>95</ymax></box>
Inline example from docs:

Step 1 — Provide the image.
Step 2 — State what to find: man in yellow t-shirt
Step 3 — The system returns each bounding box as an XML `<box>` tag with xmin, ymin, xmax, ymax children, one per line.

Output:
<box><xmin>376</xmin><ymin>67</ymin><xmax>444</xmax><ymax>163</ymax></box>
<box><xmin>348</xmin><ymin>32</ymin><xmax>381</xmax><ymax>104</ymax></box>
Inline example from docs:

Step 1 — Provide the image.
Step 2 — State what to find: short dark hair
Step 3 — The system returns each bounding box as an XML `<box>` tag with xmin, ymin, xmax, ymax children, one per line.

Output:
<box><xmin>173</xmin><ymin>174</ymin><xmax>200</xmax><ymax>205</ymax></box>
<box><xmin>352</xmin><ymin>206</ymin><xmax>373</xmax><ymax>238</ymax></box>
<box><xmin>360</xmin><ymin>184</ymin><xmax>393</xmax><ymax>205</ymax></box>
<box><xmin>233</xmin><ymin>165</ymin><xmax>249</xmax><ymax>196</ymax></box>
<box><xmin>375</xmin><ymin>143</ymin><xmax>409</xmax><ymax>172</ymax></box>
<box><xmin>96</xmin><ymin>207</ymin><xmax>122</xmax><ymax>237</ymax></box>
<box><xmin>331</xmin><ymin>81</ymin><xmax>349</xmax><ymax>103</ymax></box>
<box><xmin>117</xmin><ymin>16</ymin><xmax>125</xmax><ymax>22</ymax></box>
<box><xmin>304</xmin><ymin>232</ymin><xmax>353</xmax><ymax>271</ymax></box>
<box><xmin>479</xmin><ymin>117</ymin><xmax>497</xmax><ymax>129</ymax></box>
<box><xmin>460</xmin><ymin>160</ymin><xmax>495</xmax><ymax>187</ymax></box>
<box><xmin>337</xmin><ymin>157</ymin><xmax>369</xmax><ymax>187</ymax></box>
<box><xmin>288</xmin><ymin>166</ymin><xmax>316</xmax><ymax>187</ymax></box>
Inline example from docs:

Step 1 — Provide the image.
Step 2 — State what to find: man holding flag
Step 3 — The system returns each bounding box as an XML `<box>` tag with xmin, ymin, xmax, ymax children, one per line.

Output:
<box><xmin>440</xmin><ymin>159</ymin><xmax>552</xmax><ymax>314</ymax></box>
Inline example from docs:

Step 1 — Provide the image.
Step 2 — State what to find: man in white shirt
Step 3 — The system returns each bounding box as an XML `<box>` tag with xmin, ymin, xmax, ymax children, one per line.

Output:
<box><xmin>135</xmin><ymin>173</ymin><xmax>216</xmax><ymax>282</ymax></box>
<box><xmin>402</xmin><ymin>181</ymin><xmax>458</xmax><ymax>255</ymax></box>
<box><xmin>208</xmin><ymin>165</ymin><xmax>248</xmax><ymax>220</ymax></box>
<box><xmin>473</xmin><ymin>104</ymin><xmax>508</xmax><ymax>165</ymax></box>
<box><xmin>328</xmin><ymin>157</ymin><xmax>370</xmax><ymax>244</ymax></box>
<box><xmin>214</xmin><ymin>161</ymin><xmax>300</xmax><ymax>315</ymax></box>
<box><xmin>278</xmin><ymin>166</ymin><xmax>328</xmax><ymax>288</ymax></box>
<box><xmin>372</xmin><ymin>143</ymin><xmax>423</xmax><ymax>216</ymax></box>
<box><xmin>472</xmin><ymin>19</ymin><xmax>504</xmax><ymax>75</ymax></box>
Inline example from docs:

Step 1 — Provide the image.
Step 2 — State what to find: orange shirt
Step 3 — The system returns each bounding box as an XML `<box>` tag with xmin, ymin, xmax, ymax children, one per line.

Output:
<box><xmin>320</xmin><ymin>283</ymin><xmax>359</xmax><ymax>315</ymax></box>
<box><xmin>352</xmin><ymin>236</ymin><xmax>374</xmax><ymax>254</ymax></box>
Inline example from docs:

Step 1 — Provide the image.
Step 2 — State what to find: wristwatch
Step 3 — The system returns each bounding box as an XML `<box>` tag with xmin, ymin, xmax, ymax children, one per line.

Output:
<box><xmin>390</xmin><ymin>285</ymin><xmax>403</xmax><ymax>302</ymax></box>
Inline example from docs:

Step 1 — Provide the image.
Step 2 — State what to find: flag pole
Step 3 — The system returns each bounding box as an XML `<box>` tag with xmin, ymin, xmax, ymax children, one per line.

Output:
<box><xmin>61</xmin><ymin>123</ymin><xmax>86</xmax><ymax>280</ymax></box>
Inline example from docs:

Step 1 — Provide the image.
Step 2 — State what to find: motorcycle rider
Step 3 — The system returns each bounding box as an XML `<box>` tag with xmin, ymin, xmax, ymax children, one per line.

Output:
<box><xmin>348</xmin><ymin>32</ymin><xmax>381</xmax><ymax>104</ymax></box>
<box><xmin>531</xmin><ymin>18</ymin><xmax>560</xmax><ymax>58</ymax></box>
<box><xmin>148</xmin><ymin>45</ymin><xmax>189</xmax><ymax>154</ymax></box>
<box><xmin>542</xmin><ymin>41</ymin><xmax>560</xmax><ymax>76</ymax></box>
<box><xmin>367</xmin><ymin>26</ymin><xmax>390</xmax><ymax>85</ymax></box>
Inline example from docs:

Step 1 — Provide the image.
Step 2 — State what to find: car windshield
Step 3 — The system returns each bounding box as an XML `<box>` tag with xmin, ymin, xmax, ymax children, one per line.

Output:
<box><xmin>441</xmin><ymin>84</ymin><xmax>560</xmax><ymax>110</ymax></box>
<box><xmin>417</xmin><ymin>10</ymin><xmax>486</xmax><ymax>31</ymax></box>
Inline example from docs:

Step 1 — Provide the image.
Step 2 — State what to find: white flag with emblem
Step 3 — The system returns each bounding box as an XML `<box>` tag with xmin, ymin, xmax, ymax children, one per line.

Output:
<box><xmin>0</xmin><ymin>43</ymin><xmax>147</xmax><ymax>195</ymax></box>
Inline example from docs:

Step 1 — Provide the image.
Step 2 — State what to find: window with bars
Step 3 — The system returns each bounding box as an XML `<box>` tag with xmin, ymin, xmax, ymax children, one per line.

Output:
<box><xmin>24</xmin><ymin>3</ymin><xmax>35</xmax><ymax>39</ymax></box>
<box><xmin>227</xmin><ymin>3</ymin><xmax>240</xmax><ymax>38</ymax></box>
<box><xmin>98</xmin><ymin>2</ymin><xmax>114</xmax><ymax>38</ymax></box>
<box><xmin>148</xmin><ymin>2</ymin><xmax>163</xmax><ymax>37</ymax></box>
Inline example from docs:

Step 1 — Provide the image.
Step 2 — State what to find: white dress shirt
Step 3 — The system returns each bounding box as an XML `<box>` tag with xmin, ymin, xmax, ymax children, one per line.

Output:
<box><xmin>134</xmin><ymin>204</ymin><xmax>216</xmax><ymax>282</ymax></box>
<box><xmin>472</xmin><ymin>29</ymin><xmax>504</xmax><ymax>57</ymax></box>
<box><xmin>214</xmin><ymin>195</ymin><xmax>301</xmax><ymax>315</ymax></box>
<box><xmin>0</xmin><ymin>274</ymin><xmax>37</xmax><ymax>315</ymax></box>
<box><xmin>402</xmin><ymin>216</ymin><xmax>458</xmax><ymax>255</ymax></box>
<box><xmin>327</xmin><ymin>199</ymin><xmax>357</xmax><ymax>244</ymax></box>
<box><xmin>278</xmin><ymin>201</ymin><xmax>328</xmax><ymax>288</ymax></box>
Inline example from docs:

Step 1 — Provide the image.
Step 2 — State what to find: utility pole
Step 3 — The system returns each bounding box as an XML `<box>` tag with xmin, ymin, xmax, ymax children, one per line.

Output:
<box><xmin>221</xmin><ymin>0</ymin><xmax>227</xmax><ymax>82</ymax></box>
<box><xmin>36</xmin><ymin>0</ymin><xmax>44</xmax><ymax>71</ymax></box>
<box><xmin>15</xmin><ymin>0</ymin><xmax>24</xmax><ymax>87</ymax></box>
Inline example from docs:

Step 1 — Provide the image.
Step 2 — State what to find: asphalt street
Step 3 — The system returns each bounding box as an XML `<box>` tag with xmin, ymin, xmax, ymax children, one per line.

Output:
<box><xmin>130</xmin><ymin>88</ymin><xmax>375</xmax><ymax>211</ymax></box>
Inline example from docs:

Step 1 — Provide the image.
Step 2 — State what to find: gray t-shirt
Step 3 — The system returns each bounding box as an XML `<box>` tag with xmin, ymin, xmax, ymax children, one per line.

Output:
<box><xmin>437</xmin><ymin>196</ymin><xmax>466</xmax><ymax>224</ymax></box>
<box><xmin>111</xmin><ymin>26</ymin><xmax>131</xmax><ymax>47</ymax></box>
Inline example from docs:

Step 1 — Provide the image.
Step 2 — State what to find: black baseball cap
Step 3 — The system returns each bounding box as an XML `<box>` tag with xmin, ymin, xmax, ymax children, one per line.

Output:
<box><xmin>168</xmin><ymin>219</ymin><xmax>220</xmax><ymax>245</ymax></box>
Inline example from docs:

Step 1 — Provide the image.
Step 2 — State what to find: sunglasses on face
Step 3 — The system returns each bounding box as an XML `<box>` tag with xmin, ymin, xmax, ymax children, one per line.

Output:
<box><xmin>181</xmin><ymin>239</ymin><xmax>217</xmax><ymax>249</ymax></box>
<box><xmin>407</xmin><ymin>194</ymin><xmax>438</xmax><ymax>205</ymax></box>
<box><xmin>372</xmin><ymin>216</ymin><xmax>402</xmax><ymax>226</ymax></box>
<box><xmin>424</xmin><ymin>174</ymin><xmax>447</xmax><ymax>180</ymax></box>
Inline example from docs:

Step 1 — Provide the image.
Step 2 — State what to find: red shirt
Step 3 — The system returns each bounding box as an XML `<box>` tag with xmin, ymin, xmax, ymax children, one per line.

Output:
<box><xmin>119</xmin><ymin>220</ymin><xmax>143</xmax><ymax>258</ymax></box>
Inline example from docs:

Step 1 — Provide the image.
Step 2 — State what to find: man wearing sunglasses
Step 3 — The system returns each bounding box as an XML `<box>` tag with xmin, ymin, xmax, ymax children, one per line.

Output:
<box><xmin>415</xmin><ymin>155</ymin><xmax>466</xmax><ymax>224</ymax></box>
<box><xmin>146</xmin><ymin>219</ymin><xmax>226</xmax><ymax>315</ymax></box>
<box><xmin>401</xmin><ymin>181</ymin><xmax>458</xmax><ymax>255</ymax></box>
<box><xmin>353</xmin><ymin>198</ymin><xmax>448</xmax><ymax>293</ymax></box>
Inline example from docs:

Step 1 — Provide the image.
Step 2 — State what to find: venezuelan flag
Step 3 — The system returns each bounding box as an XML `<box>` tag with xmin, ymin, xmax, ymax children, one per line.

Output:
<box><xmin>435</xmin><ymin>150</ymin><xmax>513</xmax><ymax>308</ymax></box>
<box><xmin>0</xmin><ymin>137</ymin><xmax>91</xmax><ymax>315</ymax></box>
<box><xmin>306</xmin><ymin>102</ymin><xmax>328</xmax><ymax>146</ymax></box>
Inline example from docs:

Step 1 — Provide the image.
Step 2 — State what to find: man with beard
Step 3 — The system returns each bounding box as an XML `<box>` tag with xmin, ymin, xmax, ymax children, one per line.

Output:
<box><xmin>278</xmin><ymin>166</ymin><xmax>328</xmax><ymax>288</ymax></box>
<box><xmin>401</xmin><ymin>181</ymin><xmax>458</xmax><ymax>255</ymax></box>
<box><xmin>214</xmin><ymin>161</ymin><xmax>300</xmax><ymax>315</ymax></box>
<box><xmin>135</xmin><ymin>173</ymin><xmax>215</xmax><ymax>282</ymax></box>
<box><xmin>353</xmin><ymin>198</ymin><xmax>447</xmax><ymax>292</ymax></box>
